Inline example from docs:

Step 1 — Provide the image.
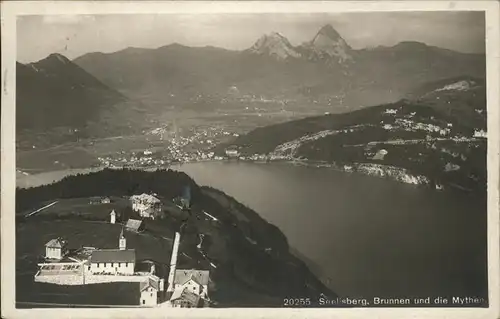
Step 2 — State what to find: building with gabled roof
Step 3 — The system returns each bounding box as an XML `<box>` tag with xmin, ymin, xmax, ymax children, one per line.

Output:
<box><xmin>90</xmin><ymin>249</ymin><xmax>136</xmax><ymax>264</ymax></box>
<box><xmin>174</xmin><ymin>269</ymin><xmax>209</xmax><ymax>286</ymax></box>
<box><xmin>45</xmin><ymin>237</ymin><xmax>68</xmax><ymax>260</ymax></box>
<box><xmin>170</xmin><ymin>287</ymin><xmax>202</xmax><ymax>308</ymax></box>
<box><xmin>125</xmin><ymin>218</ymin><xmax>143</xmax><ymax>233</ymax></box>
<box><xmin>130</xmin><ymin>193</ymin><xmax>163</xmax><ymax>220</ymax></box>
<box><xmin>140</xmin><ymin>275</ymin><xmax>162</xmax><ymax>306</ymax></box>
<box><xmin>89</xmin><ymin>249</ymin><xmax>136</xmax><ymax>275</ymax></box>
<box><xmin>171</xmin><ymin>269</ymin><xmax>209</xmax><ymax>301</ymax></box>
<box><xmin>88</xmin><ymin>228</ymin><xmax>136</xmax><ymax>275</ymax></box>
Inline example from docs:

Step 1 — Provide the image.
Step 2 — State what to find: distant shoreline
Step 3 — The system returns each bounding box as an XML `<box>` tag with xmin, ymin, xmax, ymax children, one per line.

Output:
<box><xmin>16</xmin><ymin>157</ymin><xmax>444</xmax><ymax>191</ymax></box>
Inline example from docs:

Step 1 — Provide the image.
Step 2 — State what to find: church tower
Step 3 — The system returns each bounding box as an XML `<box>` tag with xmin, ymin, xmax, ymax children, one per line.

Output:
<box><xmin>119</xmin><ymin>227</ymin><xmax>127</xmax><ymax>250</ymax></box>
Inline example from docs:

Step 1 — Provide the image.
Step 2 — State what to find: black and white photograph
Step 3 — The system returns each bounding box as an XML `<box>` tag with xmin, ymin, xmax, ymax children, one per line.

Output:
<box><xmin>1</xmin><ymin>1</ymin><xmax>499</xmax><ymax>317</ymax></box>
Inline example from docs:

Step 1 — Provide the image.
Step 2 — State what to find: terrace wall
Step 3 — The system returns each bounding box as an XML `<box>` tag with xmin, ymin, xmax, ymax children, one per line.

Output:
<box><xmin>34</xmin><ymin>273</ymin><xmax>150</xmax><ymax>286</ymax></box>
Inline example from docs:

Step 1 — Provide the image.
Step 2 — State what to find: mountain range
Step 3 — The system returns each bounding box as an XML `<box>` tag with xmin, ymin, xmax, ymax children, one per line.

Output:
<box><xmin>249</xmin><ymin>24</ymin><xmax>353</xmax><ymax>65</ymax></box>
<box><xmin>16</xmin><ymin>54</ymin><xmax>149</xmax><ymax>149</ymax></box>
<box><xmin>16</xmin><ymin>53</ymin><xmax>125</xmax><ymax>131</ymax></box>
<box><xmin>16</xmin><ymin>24</ymin><xmax>486</xmax><ymax>148</ymax></box>
<box><xmin>73</xmin><ymin>24</ymin><xmax>485</xmax><ymax>107</ymax></box>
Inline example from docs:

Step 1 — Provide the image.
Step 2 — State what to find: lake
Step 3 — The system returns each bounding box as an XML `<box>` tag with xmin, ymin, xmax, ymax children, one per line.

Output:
<box><xmin>17</xmin><ymin>161</ymin><xmax>488</xmax><ymax>301</ymax></box>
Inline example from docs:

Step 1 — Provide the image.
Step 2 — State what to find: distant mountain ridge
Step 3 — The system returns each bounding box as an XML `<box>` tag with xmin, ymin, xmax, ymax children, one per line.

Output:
<box><xmin>17</xmin><ymin>53</ymin><xmax>125</xmax><ymax>131</ymax></box>
<box><xmin>16</xmin><ymin>24</ymin><xmax>486</xmax><ymax>150</ymax></box>
<box><xmin>73</xmin><ymin>24</ymin><xmax>485</xmax><ymax>110</ymax></box>
<box><xmin>16</xmin><ymin>54</ymin><xmax>148</xmax><ymax>149</ymax></box>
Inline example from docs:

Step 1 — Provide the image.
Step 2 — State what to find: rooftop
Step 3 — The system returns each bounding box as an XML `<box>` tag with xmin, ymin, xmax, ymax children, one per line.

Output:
<box><xmin>90</xmin><ymin>249</ymin><xmax>136</xmax><ymax>263</ymax></box>
<box><xmin>125</xmin><ymin>219</ymin><xmax>143</xmax><ymax>231</ymax></box>
<box><xmin>174</xmin><ymin>269</ymin><xmax>209</xmax><ymax>286</ymax></box>
<box><xmin>130</xmin><ymin>193</ymin><xmax>161</xmax><ymax>204</ymax></box>
<box><xmin>170</xmin><ymin>287</ymin><xmax>201</xmax><ymax>305</ymax></box>
<box><xmin>140</xmin><ymin>275</ymin><xmax>160</xmax><ymax>292</ymax></box>
<box><xmin>45</xmin><ymin>238</ymin><xmax>67</xmax><ymax>248</ymax></box>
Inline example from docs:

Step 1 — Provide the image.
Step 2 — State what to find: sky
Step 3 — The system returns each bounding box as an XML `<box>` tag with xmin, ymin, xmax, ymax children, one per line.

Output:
<box><xmin>17</xmin><ymin>11</ymin><xmax>485</xmax><ymax>63</ymax></box>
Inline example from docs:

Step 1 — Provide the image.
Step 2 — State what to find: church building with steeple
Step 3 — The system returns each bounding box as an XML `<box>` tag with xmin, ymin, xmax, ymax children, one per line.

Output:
<box><xmin>88</xmin><ymin>227</ymin><xmax>136</xmax><ymax>275</ymax></box>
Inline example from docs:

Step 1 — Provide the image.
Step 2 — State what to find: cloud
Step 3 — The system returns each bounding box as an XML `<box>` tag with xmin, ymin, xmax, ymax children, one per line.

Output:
<box><xmin>42</xmin><ymin>15</ymin><xmax>96</xmax><ymax>25</ymax></box>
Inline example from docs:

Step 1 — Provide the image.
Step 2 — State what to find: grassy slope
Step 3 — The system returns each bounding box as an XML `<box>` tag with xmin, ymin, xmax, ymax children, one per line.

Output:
<box><xmin>16</xmin><ymin>168</ymin><xmax>336</xmax><ymax>307</ymax></box>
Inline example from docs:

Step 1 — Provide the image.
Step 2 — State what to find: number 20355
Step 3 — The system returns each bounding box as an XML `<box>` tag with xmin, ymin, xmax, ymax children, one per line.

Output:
<box><xmin>283</xmin><ymin>298</ymin><xmax>311</xmax><ymax>306</ymax></box>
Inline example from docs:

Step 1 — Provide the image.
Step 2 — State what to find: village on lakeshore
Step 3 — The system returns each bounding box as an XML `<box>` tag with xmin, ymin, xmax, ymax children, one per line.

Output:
<box><xmin>33</xmin><ymin>190</ymin><xmax>211</xmax><ymax>308</ymax></box>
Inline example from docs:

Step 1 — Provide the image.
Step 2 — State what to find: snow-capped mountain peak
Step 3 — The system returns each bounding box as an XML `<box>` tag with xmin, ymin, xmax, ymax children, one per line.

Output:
<box><xmin>249</xmin><ymin>32</ymin><xmax>301</xmax><ymax>60</ymax></box>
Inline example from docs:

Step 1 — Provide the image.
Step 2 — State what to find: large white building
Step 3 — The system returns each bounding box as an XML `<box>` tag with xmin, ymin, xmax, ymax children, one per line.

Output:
<box><xmin>45</xmin><ymin>238</ymin><xmax>68</xmax><ymax>260</ymax></box>
<box><xmin>88</xmin><ymin>229</ymin><xmax>136</xmax><ymax>275</ymax></box>
<box><xmin>130</xmin><ymin>193</ymin><xmax>163</xmax><ymax>219</ymax></box>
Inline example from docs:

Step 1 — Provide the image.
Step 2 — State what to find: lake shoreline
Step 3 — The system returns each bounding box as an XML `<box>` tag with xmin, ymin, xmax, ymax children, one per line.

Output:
<box><xmin>17</xmin><ymin>158</ymin><xmax>476</xmax><ymax>195</ymax></box>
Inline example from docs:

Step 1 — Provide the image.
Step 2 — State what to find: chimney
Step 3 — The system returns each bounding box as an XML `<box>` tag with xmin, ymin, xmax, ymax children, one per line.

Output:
<box><xmin>159</xmin><ymin>278</ymin><xmax>165</xmax><ymax>291</ymax></box>
<box><xmin>150</xmin><ymin>264</ymin><xmax>155</xmax><ymax>274</ymax></box>
<box><xmin>110</xmin><ymin>210</ymin><xmax>116</xmax><ymax>224</ymax></box>
<box><xmin>166</xmin><ymin>232</ymin><xmax>181</xmax><ymax>298</ymax></box>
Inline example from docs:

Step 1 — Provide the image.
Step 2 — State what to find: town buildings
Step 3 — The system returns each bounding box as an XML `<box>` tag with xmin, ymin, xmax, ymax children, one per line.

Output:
<box><xmin>130</xmin><ymin>193</ymin><xmax>163</xmax><ymax>219</ymax></box>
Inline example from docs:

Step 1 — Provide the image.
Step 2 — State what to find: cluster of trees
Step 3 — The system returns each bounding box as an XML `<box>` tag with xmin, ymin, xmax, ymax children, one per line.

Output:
<box><xmin>16</xmin><ymin>168</ymin><xmax>199</xmax><ymax>213</ymax></box>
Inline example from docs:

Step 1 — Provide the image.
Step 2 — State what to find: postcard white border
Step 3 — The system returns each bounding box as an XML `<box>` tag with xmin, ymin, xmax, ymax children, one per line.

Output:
<box><xmin>2</xmin><ymin>1</ymin><xmax>499</xmax><ymax>319</ymax></box>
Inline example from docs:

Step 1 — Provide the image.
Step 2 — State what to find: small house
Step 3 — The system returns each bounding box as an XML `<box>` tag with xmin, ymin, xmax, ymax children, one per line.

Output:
<box><xmin>139</xmin><ymin>276</ymin><xmax>164</xmax><ymax>306</ymax></box>
<box><xmin>171</xmin><ymin>269</ymin><xmax>209</xmax><ymax>301</ymax></box>
<box><xmin>45</xmin><ymin>238</ymin><xmax>68</xmax><ymax>260</ymax></box>
<box><xmin>130</xmin><ymin>193</ymin><xmax>163</xmax><ymax>220</ymax></box>
<box><xmin>474</xmin><ymin>129</ymin><xmax>487</xmax><ymax>138</ymax></box>
<box><xmin>225</xmin><ymin>148</ymin><xmax>240</xmax><ymax>158</ymax></box>
<box><xmin>125</xmin><ymin>219</ymin><xmax>144</xmax><ymax>233</ymax></box>
<box><xmin>170</xmin><ymin>288</ymin><xmax>202</xmax><ymax>308</ymax></box>
<box><xmin>89</xmin><ymin>196</ymin><xmax>111</xmax><ymax>205</ymax></box>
